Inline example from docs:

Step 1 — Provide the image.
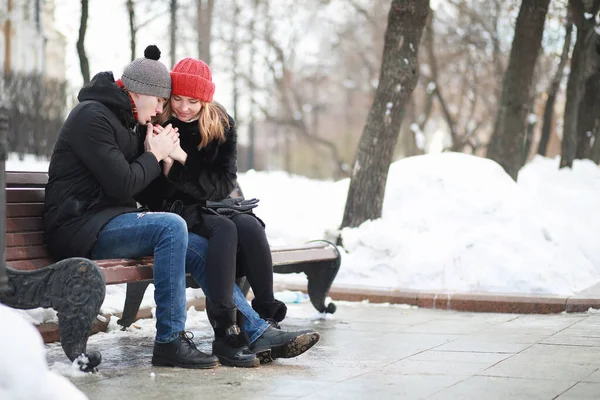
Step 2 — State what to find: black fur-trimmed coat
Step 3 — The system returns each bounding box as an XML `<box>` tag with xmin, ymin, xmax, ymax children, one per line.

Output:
<box><xmin>135</xmin><ymin>114</ymin><xmax>237</xmax><ymax>228</ymax></box>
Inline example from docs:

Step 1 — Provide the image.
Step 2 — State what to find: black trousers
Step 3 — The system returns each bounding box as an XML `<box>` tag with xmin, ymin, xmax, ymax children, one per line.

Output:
<box><xmin>231</xmin><ymin>213</ymin><xmax>274</xmax><ymax>303</ymax></box>
<box><xmin>191</xmin><ymin>213</ymin><xmax>274</xmax><ymax>318</ymax></box>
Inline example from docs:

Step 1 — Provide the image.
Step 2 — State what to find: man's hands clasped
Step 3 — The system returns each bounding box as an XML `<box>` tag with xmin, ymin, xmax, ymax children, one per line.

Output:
<box><xmin>145</xmin><ymin>123</ymin><xmax>179</xmax><ymax>162</ymax></box>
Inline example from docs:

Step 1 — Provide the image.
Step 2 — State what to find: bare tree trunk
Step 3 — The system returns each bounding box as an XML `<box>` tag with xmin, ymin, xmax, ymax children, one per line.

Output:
<box><xmin>126</xmin><ymin>0</ymin><xmax>136</xmax><ymax>62</ymax></box>
<box><xmin>4</xmin><ymin>0</ymin><xmax>13</xmax><ymax>74</ymax></box>
<box><xmin>231</xmin><ymin>0</ymin><xmax>240</xmax><ymax>121</ymax></box>
<box><xmin>591</xmin><ymin>95</ymin><xmax>600</xmax><ymax>161</ymax></box>
<box><xmin>576</xmin><ymin>73</ymin><xmax>600</xmax><ymax>159</ymax></box>
<box><xmin>539</xmin><ymin>11</ymin><xmax>573</xmax><ymax>156</ymax></box>
<box><xmin>423</xmin><ymin>10</ymin><xmax>458</xmax><ymax>149</ymax></box>
<box><xmin>196</xmin><ymin>0</ymin><xmax>214</xmax><ymax>64</ymax></box>
<box><xmin>77</xmin><ymin>0</ymin><xmax>90</xmax><ymax>85</ymax></box>
<box><xmin>575</xmin><ymin>2</ymin><xmax>600</xmax><ymax>161</ymax></box>
<box><xmin>417</xmin><ymin>14</ymin><xmax>436</xmax><ymax>134</ymax></box>
<box><xmin>486</xmin><ymin>0</ymin><xmax>550</xmax><ymax>180</ymax></box>
<box><xmin>341</xmin><ymin>0</ymin><xmax>430</xmax><ymax>229</ymax></box>
<box><xmin>170</xmin><ymin>0</ymin><xmax>177</xmax><ymax>67</ymax></box>
<box><xmin>592</xmin><ymin>30</ymin><xmax>600</xmax><ymax>163</ymax></box>
<box><xmin>247</xmin><ymin>0</ymin><xmax>259</xmax><ymax>170</ymax></box>
<box><xmin>560</xmin><ymin>0</ymin><xmax>593</xmax><ymax>168</ymax></box>
<box><xmin>402</xmin><ymin>98</ymin><xmax>421</xmax><ymax>156</ymax></box>
<box><xmin>523</xmin><ymin>96</ymin><xmax>537</xmax><ymax>158</ymax></box>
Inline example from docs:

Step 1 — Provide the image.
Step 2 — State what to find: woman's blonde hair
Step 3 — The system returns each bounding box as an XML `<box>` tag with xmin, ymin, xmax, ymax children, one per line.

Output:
<box><xmin>155</xmin><ymin>99</ymin><xmax>230</xmax><ymax>149</ymax></box>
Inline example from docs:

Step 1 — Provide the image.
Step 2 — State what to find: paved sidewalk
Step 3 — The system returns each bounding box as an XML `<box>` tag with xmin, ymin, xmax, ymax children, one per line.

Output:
<box><xmin>47</xmin><ymin>301</ymin><xmax>600</xmax><ymax>400</ymax></box>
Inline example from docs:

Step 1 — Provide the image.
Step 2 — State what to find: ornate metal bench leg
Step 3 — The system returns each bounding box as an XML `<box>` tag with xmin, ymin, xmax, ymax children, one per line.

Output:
<box><xmin>305</xmin><ymin>256</ymin><xmax>341</xmax><ymax>314</ymax></box>
<box><xmin>118</xmin><ymin>281</ymin><xmax>151</xmax><ymax>328</ymax></box>
<box><xmin>1</xmin><ymin>258</ymin><xmax>106</xmax><ymax>372</ymax></box>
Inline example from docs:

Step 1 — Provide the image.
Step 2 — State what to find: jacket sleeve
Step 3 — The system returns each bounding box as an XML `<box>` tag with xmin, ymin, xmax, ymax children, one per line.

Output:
<box><xmin>167</xmin><ymin>115</ymin><xmax>238</xmax><ymax>202</ymax></box>
<box><xmin>68</xmin><ymin>106</ymin><xmax>161</xmax><ymax>200</ymax></box>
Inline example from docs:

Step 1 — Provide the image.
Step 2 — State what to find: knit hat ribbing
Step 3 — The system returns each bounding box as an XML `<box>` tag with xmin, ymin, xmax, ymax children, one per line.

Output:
<box><xmin>170</xmin><ymin>58</ymin><xmax>215</xmax><ymax>102</ymax></box>
<box><xmin>121</xmin><ymin>45</ymin><xmax>171</xmax><ymax>98</ymax></box>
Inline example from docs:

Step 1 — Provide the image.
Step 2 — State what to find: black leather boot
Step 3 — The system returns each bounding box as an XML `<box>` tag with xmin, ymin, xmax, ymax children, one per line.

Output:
<box><xmin>211</xmin><ymin>308</ymin><xmax>259</xmax><ymax>368</ymax></box>
<box><xmin>152</xmin><ymin>331</ymin><xmax>219</xmax><ymax>369</ymax></box>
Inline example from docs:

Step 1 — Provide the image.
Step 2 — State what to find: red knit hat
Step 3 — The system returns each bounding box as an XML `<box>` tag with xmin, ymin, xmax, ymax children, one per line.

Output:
<box><xmin>170</xmin><ymin>58</ymin><xmax>215</xmax><ymax>102</ymax></box>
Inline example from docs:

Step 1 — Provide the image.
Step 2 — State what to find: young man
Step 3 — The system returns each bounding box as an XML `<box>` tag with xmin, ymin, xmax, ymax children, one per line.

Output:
<box><xmin>44</xmin><ymin>45</ymin><xmax>319</xmax><ymax>369</ymax></box>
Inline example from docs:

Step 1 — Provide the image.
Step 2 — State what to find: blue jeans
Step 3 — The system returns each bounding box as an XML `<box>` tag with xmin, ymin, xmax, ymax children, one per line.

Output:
<box><xmin>90</xmin><ymin>212</ymin><xmax>268</xmax><ymax>343</ymax></box>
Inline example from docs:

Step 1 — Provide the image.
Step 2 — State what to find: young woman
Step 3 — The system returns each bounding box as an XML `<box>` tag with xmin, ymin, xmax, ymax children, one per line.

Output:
<box><xmin>138</xmin><ymin>58</ymin><xmax>314</xmax><ymax>366</ymax></box>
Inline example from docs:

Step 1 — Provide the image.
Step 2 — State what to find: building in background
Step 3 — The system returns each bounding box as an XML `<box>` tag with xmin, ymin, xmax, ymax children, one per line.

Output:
<box><xmin>0</xmin><ymin>0</ymin><xmax>66</xmax><ymax>79</ymax></box>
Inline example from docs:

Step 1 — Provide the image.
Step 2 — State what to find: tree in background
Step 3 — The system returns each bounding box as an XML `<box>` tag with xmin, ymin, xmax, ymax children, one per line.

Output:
<box><xmin>126</xmin><ymin>0</ymin><xmax>137</xmax><ymax>61</ymax></box>
<box><xmin>560</xmin><ymin>0</ymin><xmax>600</xmax><ymax>168</ymax></box>
<box><xmin>77</xmin><ymin>0</ymin><xmax>90</xmax><ymax>85</ymax></box>
<box><xmin>196</xmin><ymin>0</ymin><xmax>215</xmax><ymax>64</ymax></box>
<box><xmin>486</xmin><ymin>0</ymin><xmax>551</xmax><ymax>180</ymax></box>
<box><xmin>170</xmin><ymin>0</ymin><xmax>177</xmax><ymax>66</ymax></box>
<box><xmin>341</xmin><ymin>0</ymin><xmax>430</xmax><ymax>229</ymax></box>
<box><xmin>125</xmin><ymin>0</ymin><xmax>169</xmax><ymax>62</ymax></box>
<box><xmin>539</xmin><ymin>2</ymin><xmax>573</xmax><ymax>157</ymax></box>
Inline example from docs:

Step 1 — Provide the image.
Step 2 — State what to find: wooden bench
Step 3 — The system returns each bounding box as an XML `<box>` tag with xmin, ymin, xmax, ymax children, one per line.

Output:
<box><xmin>1</xmin><ymin>171</ymin><xmax>340</xmax><ymax>371</ymax></box>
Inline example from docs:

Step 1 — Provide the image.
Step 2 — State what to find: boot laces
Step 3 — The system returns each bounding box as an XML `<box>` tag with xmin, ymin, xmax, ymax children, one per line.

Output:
<box><xmin>179</xmin><ymin>331</ymin><xmax>199</xmax><ymax>350</ymax></box>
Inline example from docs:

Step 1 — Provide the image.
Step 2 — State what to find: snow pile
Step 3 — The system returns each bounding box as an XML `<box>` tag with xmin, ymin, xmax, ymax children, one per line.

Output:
<box><xmin>0</xmin><ymin>304</ymin><xmax>88</xmax><ymax>400</ymax></box>
<box><xmin>239</xmin><ymin>153</ymin><xmax>600</xmax><ymax>295</ymax></box>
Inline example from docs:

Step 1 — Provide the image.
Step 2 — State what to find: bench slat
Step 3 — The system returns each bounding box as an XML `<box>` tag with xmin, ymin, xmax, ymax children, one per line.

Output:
<box><xmin>101</xmin><ymin>265</ymin><xmax>155</xmax><ymax>284</ymax></box>
<box><xmin>6</xmin><ymin>232</ymin><xmax>44</xmax><ymax>247</ymax></box>
<box><xmin>6</xmin><ymin>245</ymin><xmax>50</xmax><ymax>261</ymax></box>
<box><xmin>7</xmin><ymin>203</ymin><xmax>45</xmax><ymax>218</ymax></box>
<box><xmin>7</xmin><ymin>257</ymin><xmax>154</xmax><ymax>273</ymax></box>
<box><xmin>6</xmin><ymin>188</ymin><xmax>45</xmax><ymax>203</ymax></box>
<box><xmin>7</xmin><ymin>258</ymin><xmax>54</xmax><ymax>270</ymax></box>
<box><xmin>7</xmin><ymin>217</ymin><xmax>44</xmax><ymax>233</ymax></box>
<box><xmin>271</xmin><ymin>244</ymin><xmax>338</xmax><ymax>265</ymax></box>
<box><xmin>7</xmin><ymin>172</ymin><xmax>48</xmax><ymax>187</ymax></box>
<box><xmin>95</xmin><ymin>257</ymin><xmax>154</xmax><ymax>268</ymax></box>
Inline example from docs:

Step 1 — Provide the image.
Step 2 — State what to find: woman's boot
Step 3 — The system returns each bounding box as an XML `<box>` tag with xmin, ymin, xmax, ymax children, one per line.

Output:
<box><xmin>210</xmin><ymin>307</ymin><xmax>259</xmax><ymax>368</ymax></box>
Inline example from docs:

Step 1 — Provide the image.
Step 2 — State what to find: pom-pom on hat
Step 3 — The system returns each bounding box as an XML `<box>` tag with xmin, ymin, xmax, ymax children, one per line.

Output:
<box><xmin>121</xmin><ymin>45</ymin><xmax>171</xmax><ymax>98</ymax></box>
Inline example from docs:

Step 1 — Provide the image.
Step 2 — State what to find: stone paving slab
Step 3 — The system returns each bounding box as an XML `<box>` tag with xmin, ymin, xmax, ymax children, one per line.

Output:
<box><xmin>45</xmin><ymin>301</ymin><xmax>600</xmax><ymax>400</ymax></box>
<box><xmin>35</xmin><ymin>282</ymin><xmax>600</xmax><ymax>344</ymax></box>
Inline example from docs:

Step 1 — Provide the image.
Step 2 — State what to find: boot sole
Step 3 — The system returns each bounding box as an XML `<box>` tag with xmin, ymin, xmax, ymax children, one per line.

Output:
<box><xmin>255</xmin><ymin>332</ymin><xmax>320</xmax><ymax>363</ymax></box>
<box><xmin>151</xmin><ymin>356</ymin><xmax>219</xmax><ymax>369</ymax></box>
<box><xmin>216</xmin><ymin>355</ymin><xmax>260</xmax><ymax>368</ymax></box>
<box><xmin>255</xmin><ymin>349</ymin><xmax>273</xmax><ymax>364</ymax></box>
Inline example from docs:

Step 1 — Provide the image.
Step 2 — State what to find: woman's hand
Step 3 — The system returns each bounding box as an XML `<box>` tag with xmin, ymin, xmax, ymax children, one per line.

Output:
<box><xmin>162</xmin><ymin>156</ymin><xmax>174</xmax><ymax>177</ymax></box>
<box><xmin>170</xmin><ymin>145</ymin><xmax>188</xmax><ymax>165</ymax></box>
<box><xmin>154</xmin><ymin>124</ymin><xmax>187</xmax><ymax>165</ymax></box>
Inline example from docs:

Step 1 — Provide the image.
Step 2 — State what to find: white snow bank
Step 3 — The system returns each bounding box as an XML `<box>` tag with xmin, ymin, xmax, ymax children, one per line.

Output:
<box><xmin>239</xmin><ymin>153</ymin><xmax>600</xmax><ymax>296</ymax></box>
<box><xmin>0</xmin><ymin>304</ymin><xmax>88</xmax><ymax>400</ymax></box>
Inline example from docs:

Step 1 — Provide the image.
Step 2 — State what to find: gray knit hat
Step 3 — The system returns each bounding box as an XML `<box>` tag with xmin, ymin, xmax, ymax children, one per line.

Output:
<box><xmin>121</xmin><ymin>45</ymin><xmax>171</xmax><ymax>98</ymax></box>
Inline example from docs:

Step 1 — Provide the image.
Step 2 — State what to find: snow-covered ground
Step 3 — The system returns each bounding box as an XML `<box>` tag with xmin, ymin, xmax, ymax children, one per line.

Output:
<box><xmin>0</xmin><ymin>304</ymin><xmax>88</xmax><ymax>399</ymax></box>
<box><xmin>240</xmin><ymin>153</ymin><xmax>600</xmax><ymax>296</ymax></box>
<box><xmin>6</xmin><ymin>152</ymin><xmax>600</xmax><ymax>327</ymax></box>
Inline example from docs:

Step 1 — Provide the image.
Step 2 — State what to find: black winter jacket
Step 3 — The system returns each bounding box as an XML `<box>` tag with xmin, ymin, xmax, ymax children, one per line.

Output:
<box><xmin>44</xmin><ymin>72</ymin><xmax>161</xmax><ymax>259</ymax></box>
<box><xmin>135</xmin><ymin>114</ymin><xmax>237</xmax><ymax>227</ymax></box>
